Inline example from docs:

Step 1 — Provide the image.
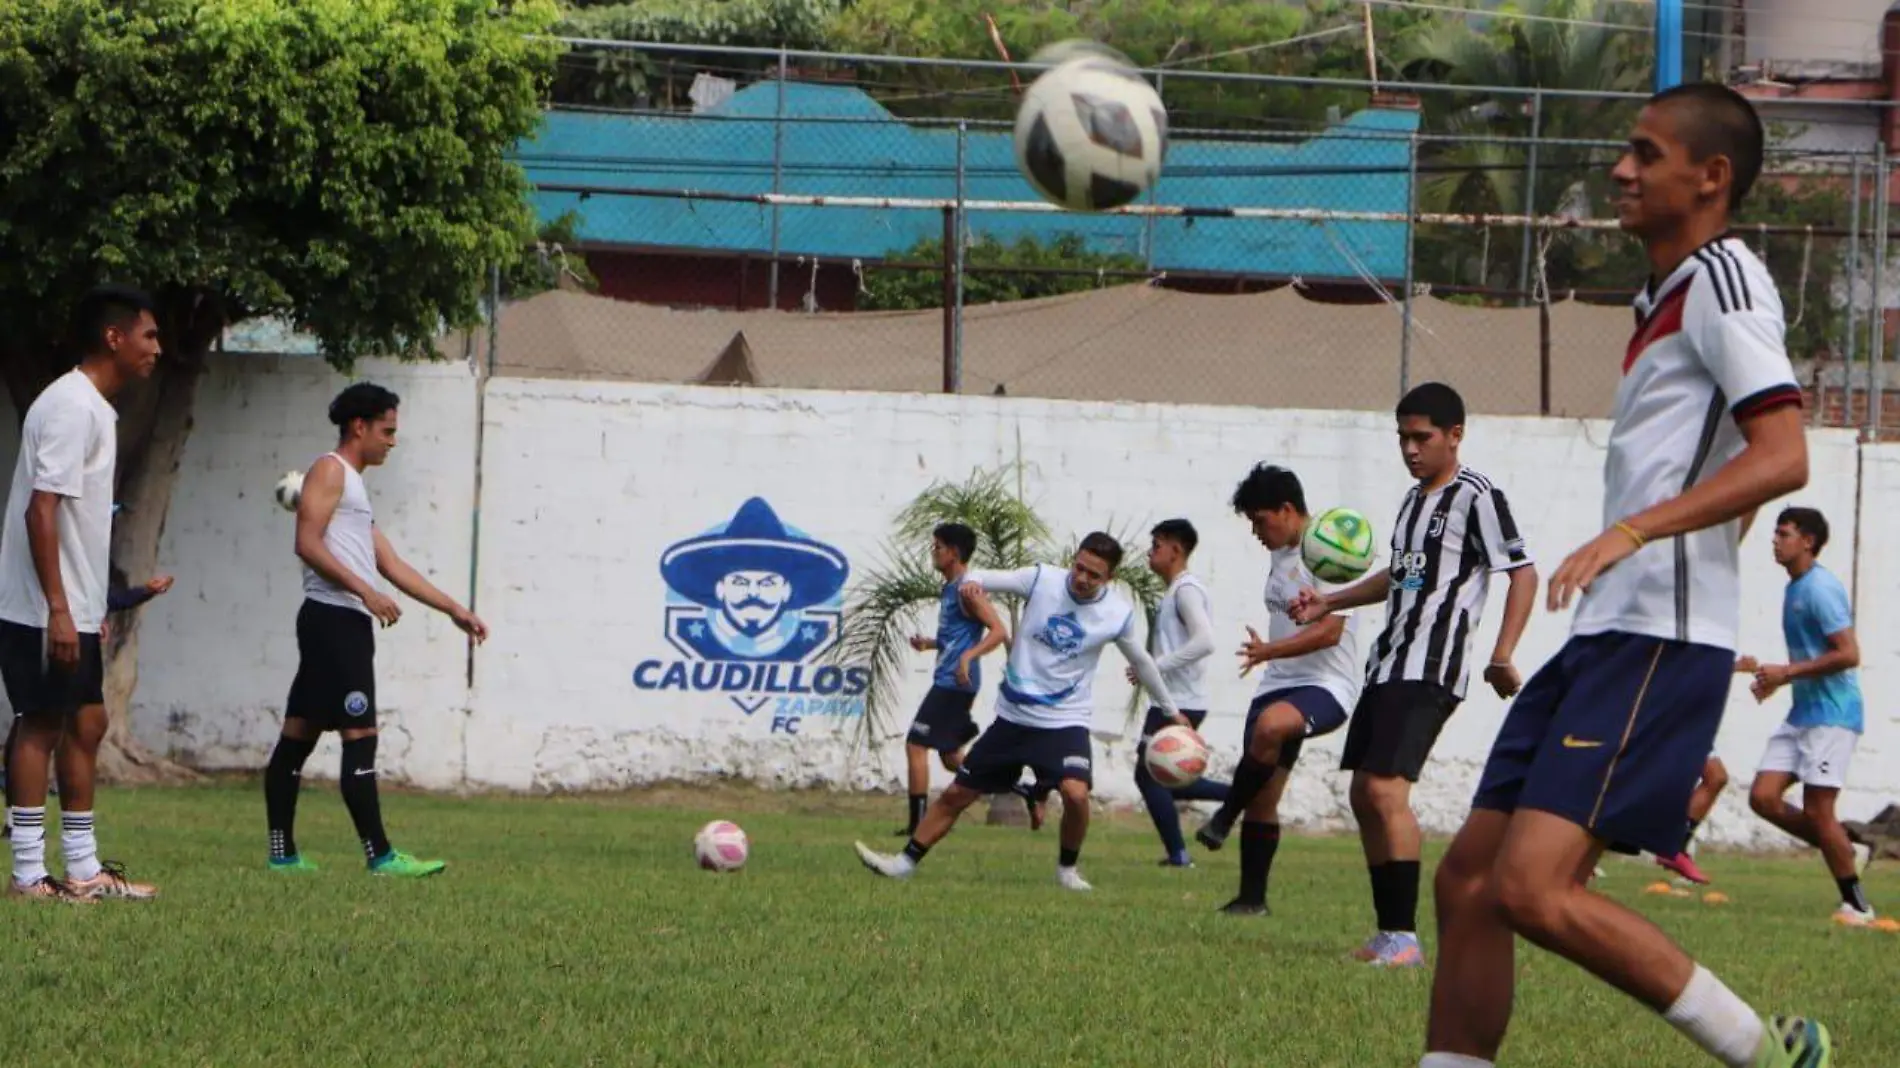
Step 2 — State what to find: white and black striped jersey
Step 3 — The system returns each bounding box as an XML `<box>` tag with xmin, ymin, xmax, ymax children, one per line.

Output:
<box><xmin>1365</xmin><ymin>466</ymin><xmax>1532</xmax><ymax>698</ymax></box>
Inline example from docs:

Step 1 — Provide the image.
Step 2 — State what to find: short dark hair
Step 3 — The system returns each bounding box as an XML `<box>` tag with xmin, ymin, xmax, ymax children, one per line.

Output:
<box><xmin>1650</xmin><ymin>82</ymin><xmax>1765</xmax><ymax>210</ymax></box>
<box><xmin>1397</xmin><ymin>382</ymin><xmax>1466</xmax><ymax>430</ymax></box>
<box><xmin>1150</xmin><ymin>518</ymin><xmax>1198</xmax><ymax>556</ymax></box>
<box><xmin>932</xmin><ymin>522</ymin><xmax>977</xmax><ymax>563</ymax></box>
<box><xmin>71</xmin><ymin>284</ymin><xmax>155</xmax><ymax>357</ymax></box>
<box><xmin>1230</xmin><ymin>463</ymin><xmax>1306</xmax><ymax>517</ymax></box>
<box><xmin>1777</xmin><ymin>506</ymin><xmax>1829</xmax><ymax>555</ymax></box>
<box><xmin>329</xmin><ymin>382</ymin><xmax>400</xmax><ymax>432</ymax></box>
<box><xmin>1077</xmin><ymin>531</ymin><xmax>1124</xmax><ymax>572</ymax></box>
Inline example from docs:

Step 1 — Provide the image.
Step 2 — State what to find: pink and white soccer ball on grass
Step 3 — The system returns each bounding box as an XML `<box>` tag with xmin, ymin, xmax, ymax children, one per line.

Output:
<box><xmin>1144</xmin><ymin>725</ymin><xmax>1209</xmax><ymax>788</ymax></box>
<box><xmin>694</xmin><ymin>820</ymin><xmax>749</xmax><ymax>872</ymax></box>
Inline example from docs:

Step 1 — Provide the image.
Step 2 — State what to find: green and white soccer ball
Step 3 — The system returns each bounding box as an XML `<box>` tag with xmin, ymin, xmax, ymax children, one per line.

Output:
<box><xmin>1302</xmin><ymin>506</ymin><xmax>1376</xmax><ymax>583</ymax></box>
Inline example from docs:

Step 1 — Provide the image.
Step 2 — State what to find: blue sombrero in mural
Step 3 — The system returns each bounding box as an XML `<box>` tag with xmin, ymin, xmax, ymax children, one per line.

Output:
<box><xmin>659</xmin><ymin>497</ymin><xmax>850</xmax><ymax>611</ymax></box>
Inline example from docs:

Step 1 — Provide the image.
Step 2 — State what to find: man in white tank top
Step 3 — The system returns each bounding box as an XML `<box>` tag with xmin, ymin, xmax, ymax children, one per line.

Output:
<box><xmin>1129</xmin><ymin>519</ymin><xmax>1230</xmax><ymax>868</ymax></box>
<box><xmin>261</xmin><ymin>383</ymin><xmax>487</xmax><ymax>879</ymax></box>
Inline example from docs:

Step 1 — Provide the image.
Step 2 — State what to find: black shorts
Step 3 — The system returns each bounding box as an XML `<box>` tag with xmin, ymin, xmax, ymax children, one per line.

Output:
<box><xmin>1339</xmin><ymin>680</ymin><xmax>1460</xmax><ymax>782</ymax></box>
<box><xmin>1473</xmin><ymin>632</ymin><xmax>1734</xmax><ymax>858</ymax></box>
<box><xmin>285</xmin><ymin>600</ymin><xmax>378</xmax><ymax>731</ymax></box>
<box><xmin>0</xmin><ymin>619</ymin><xmax>104</xmax><ymax>719</ymax></box>
<box><xmin>1245</xmin><ymin>686</ymin><xmax>1349</xmax><ymax>771</ymax></box>
<box><xmin>954</xmin><ymin>718</ymin><xmax>1093</xmax><ymax>792</ymax></box>
<box><xmin>906</xmin><ymin>686</ymin><xmax>980</xmax><ymax>753</ymax></box>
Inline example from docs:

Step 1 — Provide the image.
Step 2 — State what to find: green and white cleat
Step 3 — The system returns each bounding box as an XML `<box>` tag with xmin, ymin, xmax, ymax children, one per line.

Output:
<box><xmin>1753</xmin><ymin>1015</ymin><xmax>1831</xmax><ymax>1067</ymax></box>
<box><xmin>368</xmin><ymin>850</ymin><xmax>446</xmax><ymax>878</ymax></box>
<box><xmin>268</xmin><ymin>855</ymin><xmax>320</xmax><ymax>874</ymax></box>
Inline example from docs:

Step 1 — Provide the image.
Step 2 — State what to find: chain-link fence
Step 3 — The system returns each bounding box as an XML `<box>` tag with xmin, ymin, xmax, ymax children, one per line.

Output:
<box><xmin>500</xmin><ymin>39</ymin><xmax>1900</xmax><ymax>435</ymax></box>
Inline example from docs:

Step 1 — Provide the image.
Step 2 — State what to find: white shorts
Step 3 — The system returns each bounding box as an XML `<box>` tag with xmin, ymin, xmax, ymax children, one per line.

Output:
<box><xmin>1758</xmin><ymin>722</ymin><xmax>1860</xmax><ymax>790</ymax></box>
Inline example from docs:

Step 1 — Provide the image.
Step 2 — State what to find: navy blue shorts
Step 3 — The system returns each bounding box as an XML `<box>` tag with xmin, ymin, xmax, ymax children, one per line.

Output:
<box><xmin>907</xmin><ymin>686</ymin><xmax>980</xmax><ymax>753</ymax></box>
<box><xmin>1244</xmin><ymin>686</ymin><xmax>1348</xmax><ymax>770</ymax></box>
<box><xmin>955</xmin><ymin>718</ymin><xmax>1093</xmax><ymax>792</ymax></box>
<box><xmin>1472</xmin><ymin>632</ymin><xmax>1734</xmax><ymax>857</ymax></box>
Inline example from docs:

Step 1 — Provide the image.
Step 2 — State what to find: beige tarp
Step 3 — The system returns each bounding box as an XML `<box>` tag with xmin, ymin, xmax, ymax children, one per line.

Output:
<box><xmin>459</xmin><ymin>285</ymin><xmax>1639</xmax><ymax>418</ymax></box>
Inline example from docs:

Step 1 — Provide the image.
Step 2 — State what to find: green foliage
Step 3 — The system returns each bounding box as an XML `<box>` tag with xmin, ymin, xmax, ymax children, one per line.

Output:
<box><xmin>0</xmin><ymin>0</ymin><xmax>560</xmax><ymax>369</ymax></box>
<box><xmin>501</xmin><ymin>211</ymin><xmax>602</xmax><ymax>299</ymax></box>
<box><xmin>859</xmin><ymin>233</ymin><xmax>1145</xmax><ymax>311</ymax></box>
<box><xmin>554</xmin><ymin>0</ymin><xmax>839</xmax><ymax>108</ymax></box>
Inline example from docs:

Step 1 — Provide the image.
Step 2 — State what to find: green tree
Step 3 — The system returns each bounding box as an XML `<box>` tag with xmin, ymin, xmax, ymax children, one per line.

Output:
<box><xmin>859</xmin><ymin>234</ymin><xmax>1145</xmax><ymax>310</ymax></box>
<box><xmin>502</xmin><ymin>212</ymin><xmax>603</xmax><ymax>299</ymax></box>
<box><xmin>554</xmin><ymin>0</ymin><xmax>840</xmax><ymax>108</ymax></box>
<box><xmin>0</xmin><ymin>0</ymin><xmax>558</xmax><ymax>777</ymax></box>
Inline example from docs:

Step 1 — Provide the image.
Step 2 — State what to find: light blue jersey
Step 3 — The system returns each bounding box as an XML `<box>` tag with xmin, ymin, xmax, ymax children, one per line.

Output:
<box><xmin>932</xmin><ymin>576</ymin><xmax>984</xmax><ymax>693</ymax></box>
<box><xmin>1782</xmin><ymin>564</ymin><xmax>1862</xmax><ymax>733</ymax></box>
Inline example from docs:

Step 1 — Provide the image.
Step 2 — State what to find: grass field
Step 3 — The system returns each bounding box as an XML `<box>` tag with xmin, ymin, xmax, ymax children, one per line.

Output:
<box><xmin>1</xmin><ymin>782</ymin><xmax>1892</xmax><ymax>1067</ymax></box>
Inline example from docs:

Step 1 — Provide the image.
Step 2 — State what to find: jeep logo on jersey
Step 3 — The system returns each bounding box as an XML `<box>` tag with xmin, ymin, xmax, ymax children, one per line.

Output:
<box><xmin>1393</xmin><ymin>550</ymin><xmax>1430</xmax><ymax>591</ymax></box>
<box><xmin>632</xmin><ymin>497</ymin><xmax>868</xmax><ymax>727</ymax></box>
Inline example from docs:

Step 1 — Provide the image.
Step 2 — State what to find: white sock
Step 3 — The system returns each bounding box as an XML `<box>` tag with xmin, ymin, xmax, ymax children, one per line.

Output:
<box><xmin>1663</xmin><ymin>965</ymin><xmax>1766</xmax><ymax>1068</ymax></box>
<box><xmin>61</xmin><ymin>810</ymin><xmax>100</xmax><ymax>882</ymax></box>
<box><xmin>1419</xmin><ymin>1055</ymin><xmax>1494</xmax><ymax>1068</ymax></box>
<box><xmin>10</xmin><ymin>806</ymin><xmax>46</xmax><ymax>886</ymax></box>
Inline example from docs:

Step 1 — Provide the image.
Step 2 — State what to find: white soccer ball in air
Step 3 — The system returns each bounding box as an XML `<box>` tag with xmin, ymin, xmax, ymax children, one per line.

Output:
<box><xmin>694</xmin><ymin>819</ymin><xmax>749</xmax><ymax>872</ymax></box>
<box><xmin>273</xmin><ymin>470</ymin><xmax>304</xmax><ymax>513</ymax></box>
<box><xmin>1013</xmin><ymin>41</ymin><xmax>1168</xmax><ymax>212</ymax></box>
<box><xmin>1144</xmin><ymin>724</ymin><xmax>1209</xmax><ymax>788</ymax></box>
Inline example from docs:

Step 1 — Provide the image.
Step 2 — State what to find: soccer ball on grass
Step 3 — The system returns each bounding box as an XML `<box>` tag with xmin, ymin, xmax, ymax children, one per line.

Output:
<box><xmin>694</xmin><ymin>819</ymin><xmax>749</xmax><ymax>872</ymax></box>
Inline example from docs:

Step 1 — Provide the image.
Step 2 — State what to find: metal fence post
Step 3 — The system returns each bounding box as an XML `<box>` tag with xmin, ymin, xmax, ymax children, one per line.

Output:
<box><xmin>941</xmin><ymin>207</ymin><xmax>955</xmax><ymax>393</ymax></box>
<box><xmin>1873</xmin><ymin>147</ymin><xmax>1890</xmax><ymax>439</ymax></box>
<box><xmin>1144</xmin><ymin>71</ymin><xmax>1164</xmax><ymax>271</ymax></box>
<box><xmin>1845</xmin><ymin>154</ymin><xmax>1863</xmax><ymax>429</ymax></box>
<box><xmin>953</xmin><ymin>121</ymin><xmax>968</xmax><ymax>393</ymax></box>
<box><xmin>1516</xmin><ymin>91</ymin><xmax>1542</xmax><ymax>305</ymax></box>
<box><xmin>1400</xmin><ymin>132</ymin><xmax>1420</xmax><ymax>396</ymax></box>
<box><xmin>766</xmin><ymin>48</ymin><xmax>788</xmax><ymax>310</ymax></box>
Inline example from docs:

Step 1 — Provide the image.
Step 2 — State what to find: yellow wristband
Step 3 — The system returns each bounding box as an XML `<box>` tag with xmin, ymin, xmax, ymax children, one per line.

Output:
<box><xmin>1613</xmin><ymin>520</ymin><xmax>1647</xmax><ymax>549</ymax></box>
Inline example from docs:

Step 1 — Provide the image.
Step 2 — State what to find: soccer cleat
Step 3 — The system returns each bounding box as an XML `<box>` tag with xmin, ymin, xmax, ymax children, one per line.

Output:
<box><xmin>1752</xmin><ymin>1015</ymin><xmax>1831</xmax><ymax>1067</ymax></box>
<box><xmin>1056</xmin><ymin>867</ymin><xmax>1093</xmax><ymax>892</ymax></box>
<box><xmin>1351</xmin><ymin>931</ymin><xmax>1424</xmax><ymax>968</ymax></box>
<box><xmin>268</xmin><ymin>855</ymin><xmax>321</xmax><ymax>874</ymax></box>
<box><xmin>1157</xmin><ymin>855</ymin><xmax>1195</xmax><ymax>869</ymax></box>
<box><xmin>1193</xmin><ymin>812</ymin><xmax>1234</xmax><ymax>852</ymax></box>
<box><xmin>1830</xmin><ymin>903</ymin><xmax>1877</xmax><ymax>928</ymax></box>
<box><xmin>368</xmin><ymin>850</ymin><xmax>446</xmax><ymax>878</ymax></box>
<box><xmin>8</xmin><ymin>875</ymin><xmax>93</xmax><ymax>904</ymax></box>
<box><xmin>1217</xmin><ymin>897</ymin><xmax>1269</xmax><ymax>917</ymax></box>
<box><xmin>853</xmin><ymin>841</ymin><xmax>914</xmax><ymax>880</ymax></box>
<box><xmin>1656</xmin><ymin>850</ymin><xmax>1711</xmax><ymax>885</ymax></box>
<box><xmin>65</xmin><ymin>860</ymin><xmax>157</xmax><ymax>900</ymax></box>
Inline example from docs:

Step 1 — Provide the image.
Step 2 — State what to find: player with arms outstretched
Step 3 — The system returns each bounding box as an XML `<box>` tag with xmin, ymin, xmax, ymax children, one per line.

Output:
<box><xmin>854</xmin><ymin>532</ymin><xmax>1183</xmax><ymax>891</ymax></box>
<box><xmin>262</xmin><ymin>383</ymin><xmax>487</xmax><ymax>877</ymax></box>
<box><xmin>1418</xmin><ymin>84</ymin><xmax>1831</xmax><ymax>1068</ymax></box>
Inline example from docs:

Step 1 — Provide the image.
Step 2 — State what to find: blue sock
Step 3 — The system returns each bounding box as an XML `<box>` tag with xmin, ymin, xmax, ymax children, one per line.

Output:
<box><xmin>1136</xmin><ymin>752</ymin><xmax>1189</xmax><ymax>858</ymax></box>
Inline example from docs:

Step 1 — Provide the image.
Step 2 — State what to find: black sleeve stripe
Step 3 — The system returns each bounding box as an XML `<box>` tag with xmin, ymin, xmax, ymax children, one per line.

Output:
<box><xmin>1691</xmin><ymin>251</ymin><xmax>1733</xmax><ymax>313</ymax></box>
<box><xmin>1709</xmin><ymin>248</ymin><xmax>1745</xmax><ymax>314</ymax></box>
<box><xmin>1731</xmin><ymin>383</ymin><xmax>1803</xmax><ymax>419</ymax></box>
<box><xmin>1716</xmin><ymin>243</ymin><xmax>1754</xmax><ymax>310</ymax></box>
<box><xmin>1489</xmin><ymin>488</ymin><xmax>1523</xmax><ymax>544</ymax></box>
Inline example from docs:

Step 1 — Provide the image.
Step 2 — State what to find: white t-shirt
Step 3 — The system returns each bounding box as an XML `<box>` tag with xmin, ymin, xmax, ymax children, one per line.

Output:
<box><xmin>0</xmin><ymin>370</ymin><xmax>119</xmax><ymax>634</ymax></box>
<box><xmin>301</xmin><ymin>453</ymin><xmax>380</xmax><ymax>616</ymax></box>
<box><xmin>968</xmin><ymin>563</ymin><xmax>1159</xmax><ymax>730</ymax></box>
<box><xmin>1151</xmin><ymin>573</ymin><xmax>1213</xmax><ymax>711</ymax></box>
<box><xmin>1254</xmin><ymin>546</ymin><xmax>1364</xmax><ymax>714</ymax></box>
<box><xmin>1574</xmin><ymin>237</ymin><xmax>1802</xmax><ymax>651</ymax></box>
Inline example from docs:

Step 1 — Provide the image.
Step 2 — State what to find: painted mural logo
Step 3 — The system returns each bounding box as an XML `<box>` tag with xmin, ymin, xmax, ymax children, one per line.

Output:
<box><xmin>632</xmin><ymin>497</ymin><xmax>868</xmax><ymax>732</ymax></box>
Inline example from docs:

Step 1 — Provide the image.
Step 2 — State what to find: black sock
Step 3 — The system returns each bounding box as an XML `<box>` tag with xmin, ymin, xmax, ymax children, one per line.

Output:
<box><xmin>906</xmin><ymin>794</ymin><xmax>927</xmax><ymax>833</ymax></box>
<box><xmin>339</xmin><ymin>735</ymin><xmax>391</xmax><ymax>863</ymax></box>
<box><xmin>1238</xmin><ymin>821</ymin><xmax>1280</xmax><ymax>905</ymax></box>
<box><xmin>902</xmin><ymin>838</ymin><xmax>930</xmax><ymax>864</ymax></box>
<box><xmin>264</xmin><ymin>734</ymin><xmax>317</xmax><ymax>861</ymax></box>
<box><xmin>1217</xmin><ymin>757</ymin><xmax>1273</xmax><ymax>826</ymax></box>
<box><xmin>1371</xmin><ymin>860</ymin><xmax>1422</xmax><ymax>933</ymax></box>
<box><xmin>1680</xmin><ymin>818</ymin><xmax>1702</xmax><ymax>854</ymax></box>
<box><xmin>1839</xmin><ymin>875</ymin><xmax>1871</xmax><ymax>913</ymax></box>
<box><xmin>1058</xmin><ymin>846</ymin><xmax>1080</xmax><ymax>868</ymax></box>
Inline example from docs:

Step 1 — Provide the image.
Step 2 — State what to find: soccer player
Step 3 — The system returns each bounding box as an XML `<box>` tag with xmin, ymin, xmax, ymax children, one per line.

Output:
<box><xmin>1419</xmin><ymin>84</ymin><xmax>1832</xmax><ymax>1068</ymax></box>
<box><xmin>1740</xmin><ymin>507</ymin><xmax>1879</xmax><ymax>926</ymax></box>
<box><xmin>1653</xmin><ymin>754</ymin><xmax>1729</xmax><ymax>885</ymax></box>
<box><xmin>1289</xmin><ymin>383</ymin><xmax>1538</xmax><ymax>966</ymax></box>
<box><xmin>262</xmin><ymin>383</ymin><xmax>487</xmax><ymax>877</ymax></box>
<box><xmin>1128</xmin><ymin>518</ymin><xmax>1229</xmax><ymax>868</ymax></box>
<box><xmin>1</xmin><ymin>285</ymin><xmax>162</xmax><ymax>901</ymax></box>
<box><xmin>894</xmin><ymin>522</ymin><xmax>1008</xmax><ymax>837</ymax></box>
<box><xmin>1192</xmin><ymin>465</ymin><xmax>1360</xmax><ymax>916</ymax></box>
<box><xmin>853</xmin><ymin>532</ymin><xmax>1183</xmax><ymax>891</ymax></box>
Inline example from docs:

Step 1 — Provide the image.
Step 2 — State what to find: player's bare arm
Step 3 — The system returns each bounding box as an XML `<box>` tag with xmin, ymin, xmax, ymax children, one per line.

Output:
<box><xmin>1752</xmin><ymin>625</ymin><xmax>1857</xmax><ymax>702</ymax></box>
<box><xmin>294</xmin><ymin>459</ymin><xmax>400</xmax><ymax>626</ymax></box>
<box><xmin>1290</xmin><ymin>569</ymin><xmax>1388</xmax><ymax>623</ymax></box>
<box><xmin>959</xmin><ymin>587</ymin><xmax>1009</xmax><ymax>687</ymax></box>
<box><xmin>371</xmin><ymin>527</ymin><xmax>487</xmax><ymax>642</ymax></box>
<box><xmin>1548</xmin><ymin>403</ymin><xmax>1807</xmax><ymax>611</ymax></box>
<box><xmin>1237</xmin><ymin>614</ymin><xmax>1345</xmax><ymax>676</ymax></box>
<box><xmin>24</xmin><ymin>489</ymin><xmax>77</xmax><ymax>668</ymax></box>
<box><xmin>1483</xmin><ymin>564</ymin><xmax>1539</xmax><ymax>698</ymax></box>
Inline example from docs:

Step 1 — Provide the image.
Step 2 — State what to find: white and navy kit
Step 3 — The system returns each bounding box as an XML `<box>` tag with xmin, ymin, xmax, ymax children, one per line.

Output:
<box><xmin>1476</xmin><ymin>236</ymin><xmax>1802</xmax><ymax>856</ymax></box>
<box><xmin>286</xmin><ymin>454</ymin><xmax>384</xmax><ymax>731</ymax></box>
<box><xmin>954</xmin><ymin>564</ymin><xmax>1171</xmax><ymax>791</ymax></box>
<box><xmin>1248</xmin><ymin>546</ymin><xmax>1364</xmax><ymax>769</ymax></box>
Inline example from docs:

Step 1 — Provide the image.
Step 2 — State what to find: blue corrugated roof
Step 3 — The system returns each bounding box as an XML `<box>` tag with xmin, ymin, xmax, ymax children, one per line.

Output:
<box><xmin>519</xmin><ymin>82</ymin><xmax>1417</xmax><ymax>280</ymax></box>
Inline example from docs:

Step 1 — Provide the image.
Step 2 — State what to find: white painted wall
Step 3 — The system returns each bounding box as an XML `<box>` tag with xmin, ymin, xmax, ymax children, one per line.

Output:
<box><xmin>2</xmin><ymin>359</ymin><xmax>1895</xmax><ymax>849</ymax></box>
